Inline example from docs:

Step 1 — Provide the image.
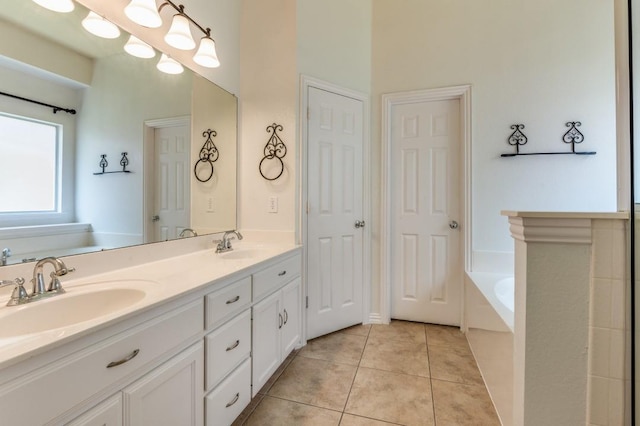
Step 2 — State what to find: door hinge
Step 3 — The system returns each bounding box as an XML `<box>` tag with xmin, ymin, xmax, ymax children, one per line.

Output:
<box><xmin>305</xmin><ymin>296</ymin><xmax>309</xmax><ymax>309</ymax></box>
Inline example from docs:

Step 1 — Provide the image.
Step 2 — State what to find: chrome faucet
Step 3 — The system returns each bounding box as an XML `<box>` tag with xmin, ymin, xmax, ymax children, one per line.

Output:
<box><xmin>1</xmin><ymin>248</ymin><xmax>10</xmax><ymax>266</ymax></box>
<box><xmin>30</xmin><ymin>257</ymin><xmax>74</xmax><ymax>302</ymax></box>
<box><xmin>215</xmin><ymin>230</ymin><xmax>243</xmax><ymax>253</ymax></box>
<box><xmin>179</xmin><ymin>228</ymin><xmax>198</xmax><ymax>238</ymax></box>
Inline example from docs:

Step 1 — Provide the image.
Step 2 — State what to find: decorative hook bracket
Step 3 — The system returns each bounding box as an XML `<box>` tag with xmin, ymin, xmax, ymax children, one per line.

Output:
<box><xmin>501</xmin><ymin>121</ymin><xmax>596</xmax><ymax>157</ymax></box>
<box><xmin>562</xmin><ymin>121</ymin><xmax>585</xmax><ymax>153</ymax></box>
<box><xmin>93</xmin><ymin>152</ymin><xmax>133</xmax><ymax>175</ymax></box>
<box><xmin>259</xmin><ymin>123</ymin><xmax>287</xmax><ymax>181</ymax></box>
<box><xmin>194</xmin><ymin>129</ymin><xmax>219</xmax><ymax>183</ymax></box>
<box><xmin>507</xmin><ymin>124</ymin><xmax>528</xmax><ymax>154</ymax></box>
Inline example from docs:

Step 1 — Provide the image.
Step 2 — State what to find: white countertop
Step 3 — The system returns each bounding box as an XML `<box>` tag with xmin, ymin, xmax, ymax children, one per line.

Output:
<box><xmin>0</xmin><ymin>241</ymin><xmax>300</xmax><ymax>369</ymax></box>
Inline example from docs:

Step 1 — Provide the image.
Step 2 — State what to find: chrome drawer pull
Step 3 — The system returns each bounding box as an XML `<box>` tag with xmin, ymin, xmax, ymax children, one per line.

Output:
<box><xmin>226</xmin><ymin>393</ymin><xmax>240</xmax><ymax>408</ymax></box>
<box><xmin>278</xmin><ymin>270</ymin><xmax>287</xmax><ymax>277</ymax></box>
<box><xmin>283</xmin><ymin>309</ymin><xmax>288</xmax><ymax>325</ymax></box>
<box><xmin>226</xmin><ymin>340</ymin><xmax>240</xmax><ymax>351</ymax></box>
<box><xmin>226</xmin><ymin>295</ymin><xmax>240</xmax><ymax>304</ymax></box>
<box><xmin>106</xmin><ymin>349</ymin><xmax>140</xmax><ymax>368</ymax></box>
<box><xmin>279</xmin><ymin>313</ymin><xmax>283</xmax><ymax>329</ymax></box>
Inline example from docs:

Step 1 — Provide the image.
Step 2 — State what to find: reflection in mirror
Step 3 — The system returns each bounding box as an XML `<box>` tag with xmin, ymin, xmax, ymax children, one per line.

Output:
<box><xmin>0</xmin><ymin>0</ymin><xmax>237</xmax><ymax>266</ymax></box>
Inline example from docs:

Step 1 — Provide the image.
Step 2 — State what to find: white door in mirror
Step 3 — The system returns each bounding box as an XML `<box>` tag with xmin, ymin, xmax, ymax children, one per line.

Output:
<box><xmin>153</xmin><ymin>124</ymin><xmax>190</xmax><ymax>242</ymax></box>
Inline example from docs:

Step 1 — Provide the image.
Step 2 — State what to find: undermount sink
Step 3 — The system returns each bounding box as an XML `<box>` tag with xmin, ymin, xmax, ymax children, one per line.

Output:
<box><xmin>219</xmin><ymin>249</ymin><xmax>262</xmax><ymax>260</ymax></box>
<box><xmin>0</xmin><ymin>280</ymin><xmax>155</xmax><ymax>338</ymax></box>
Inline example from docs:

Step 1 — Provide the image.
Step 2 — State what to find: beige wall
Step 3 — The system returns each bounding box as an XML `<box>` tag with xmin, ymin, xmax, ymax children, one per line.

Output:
<box><xmin>238</xmin><ymin>0</ymin><xmax>297</xmax><ymax>232</ymax></box>
<box><xmin>371</xmin><ymin>0</ymin><xmax>617</xmax><ymax>261</ymax></box>
<box><xmin>297</xmin><ymin>0</ymin><xmax>372</xmax><ymax>95</ymax></box>
<box><xmin>191</xmin><ymin>75</ymin><xmax>238</xmax><ymax>234</ymax></box>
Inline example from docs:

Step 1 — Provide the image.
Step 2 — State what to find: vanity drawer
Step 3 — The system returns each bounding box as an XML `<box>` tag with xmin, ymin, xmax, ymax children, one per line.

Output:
<box><xmin>205</xmin><ymin>357</ymin><xmax>251</xmax><ymax>426</ymax></box>
<box><xmin>0</xmin><ymin>299</ymin><xmax>204</xmax><ymax>426</ymax></box>
<box><xmin>205</xmin><ymin>309</ymin><xmax>251</xmax><ymax>391</ymax></box>
<box><xmin>253</xmin><ymin>254</ymin><xmax>301</xmax><ymax>300</ymax></box>
<box><xmin>205</xmin><ymin>276</ymin><xmax>251</xmax><ymax>329</ymax></box>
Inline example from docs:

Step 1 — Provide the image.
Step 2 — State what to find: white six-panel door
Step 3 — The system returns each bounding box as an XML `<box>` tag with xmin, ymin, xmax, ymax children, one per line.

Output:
<box><xmin>153</xmin><ymin>125</ymin><xmax>190</xmax><ymax>242</ymax></box>
<box><xmin>390</xmin><ymin>99</ymin><xmax>462</xmax><ymax>325</ymax></box>
<box><xmin>306</xmin><ymin>86</ymin><xmax>365</xmax><ymax>340</ymax></box>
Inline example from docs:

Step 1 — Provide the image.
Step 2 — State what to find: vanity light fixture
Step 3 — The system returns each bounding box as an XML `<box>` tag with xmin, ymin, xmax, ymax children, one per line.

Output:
<box><xmin>82</xmin><ymin>11</ymin><xmax>121</xmax><ymax>39</ymax></box>
<box><xmin>124</xmin><ymin>0</ymin><xmax>162</xmax><ymax>28</ymax></box>
<box><xmin>124</xmin><ymin>35</ymin><xmax>156</xmax><ymax>59</ymax></box>
<box><xmin>193</xmin><ymin>34</ymin><xmax>220</xmax><ymax>68</ymax></box>
<box><xmin>164</xmin><ymin>11</ymin><xmax>196</xmax><ymax>50</ymax></box>
<box><xmin>124</xmin><ymin>1</ymin><xmax>221</xmax><ymax>68</ymax></box>
<box><xmin>32</xmin><ymin>0</ymin><xmax>74</xmax><ymax>13</ymax></box>
<box><xmin>156</xmin><ymin>53</ymin><xmax>184</xmax><ymax>74</ymax></box>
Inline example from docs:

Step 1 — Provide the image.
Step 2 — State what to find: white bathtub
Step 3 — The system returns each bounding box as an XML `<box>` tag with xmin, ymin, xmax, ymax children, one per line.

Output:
<box><xmin>465</xmin><ymin>272</ymin><xmax>515</xmax><ymax>426</ymax></box>
<box><xmin>465</xmin><ymin>272</ymin><xmax>514</xmax><ymax>332</ymax></box>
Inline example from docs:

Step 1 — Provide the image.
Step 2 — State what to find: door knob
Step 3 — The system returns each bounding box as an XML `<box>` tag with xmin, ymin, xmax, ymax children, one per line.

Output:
<box><xmin>449</xmin><ymin>220</ymin><xmax>459</xmax><ymax>230</ymax></box>
<box><xmin>355</xmin><ymin>220</ymin><xmax>365</xmax><ymax>229</ymax></box>
<box><xmin>152</xmin><ymin>215</ymin><xmax>160</xmax><ymax>222</ymax></box>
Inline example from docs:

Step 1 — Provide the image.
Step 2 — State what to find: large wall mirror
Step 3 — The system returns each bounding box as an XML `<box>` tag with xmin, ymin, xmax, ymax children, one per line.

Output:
<box><xmin>0</xmin><ymin>0</ymin><xmax>237</xmax><ymax>266</ymax></box>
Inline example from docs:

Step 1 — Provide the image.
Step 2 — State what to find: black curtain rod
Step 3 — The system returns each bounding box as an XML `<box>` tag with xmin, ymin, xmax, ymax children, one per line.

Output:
<box><xmin>0</xmin><ymin>91</ymin><xmax>76</xmax><ymax>115</ymax></box>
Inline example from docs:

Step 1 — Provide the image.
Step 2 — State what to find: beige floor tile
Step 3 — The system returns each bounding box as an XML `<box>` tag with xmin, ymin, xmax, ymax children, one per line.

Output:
<box><xmin>257</xmin><ymin>349</ymin><xmax>298</xmax><ymax>395</ymax></box>
<box><xmin>245</xmin><ymin>396</ymin><xmax>341</xmax><ymax>426</ymax></box>
<box><xmin>299</xmin><ymin>332</ymin><xmax>367</xmax><ymax>366</ymax></box>
<box><xmin>337</xmin><ymin>323</ymin><xmax>372</xmax><ymax>337</ymax></box>
<box><xmin>426</xmin><ymin>324</ymin><xmax>469</xmax><ymax>349</ymax></box>
<box><xmin>345</xmin><ymin>367</ymin><xmax>434</xmax><ymax>426</ymax></box>
<box><xmin>431</xmin><ymin>379</ymin><xmax>501</xmax><ymax>426</ymax></box>
<box><xmin>360</xmin><ymin>337</ymin><xmax>429</xmax><ymax>377</ymax></box>
<box><xmin>429</xmin><ymin>344</ymin><xmax>484</xmax><ymax>386</ymax></box>
<box><xmin>369</xmin><ymin>320</ymin><xmax>426</xmax><ymax>344</ymax></box>
<box><xmin>339</xmin><ymin>413</ymin><xmax>399</xmax><ymax>425</ymax></box>
<box><xmin>268</xmin><ymin>356</ymin><xmax>357</xmax><ymax>411</ymax></box>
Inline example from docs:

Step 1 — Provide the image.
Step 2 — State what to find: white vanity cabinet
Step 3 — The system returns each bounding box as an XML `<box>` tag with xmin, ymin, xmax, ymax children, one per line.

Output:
<box><xmin>203</xmin><ymin>276</ymin><xmax>253</xmax><ymax>424</ymax></box>
<box><xmin>66</xmin><ymin>394</ymin><xmax>123</xmax><ymax>426</ymax></box>
<box><xmin>123</xmin><ymin>342</ymin><xmax>204</xmax><ymax>425</ymax></box>
<box><xmin>252</xmin><ymin>256</ymin><xmax>301</xmax><ymax>397</ymax></box>
<box><xmin>0</xmin><ymin>247</ymin><xmax>303</xmax><ymax>426</ymax></box>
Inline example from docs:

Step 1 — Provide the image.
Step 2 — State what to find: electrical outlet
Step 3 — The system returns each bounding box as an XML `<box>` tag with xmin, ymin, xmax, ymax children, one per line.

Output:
<box><xmin>207</xmin><ymin>197</ymin><xmax>214</xmax><ymax>213</ymax></box>
<box><xmin>268</xmin><ymin>196</ymin><xmax>278</xmax><ymax>213</ymax></box>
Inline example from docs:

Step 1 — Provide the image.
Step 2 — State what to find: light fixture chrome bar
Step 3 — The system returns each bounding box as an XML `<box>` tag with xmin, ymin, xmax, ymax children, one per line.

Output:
<box><xmin>159</xmin><ymin>1</ymin><xmax>211</xmax><ymax>37</ymax></box>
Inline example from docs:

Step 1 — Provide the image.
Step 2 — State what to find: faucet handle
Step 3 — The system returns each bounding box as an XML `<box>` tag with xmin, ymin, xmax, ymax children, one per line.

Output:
<box><xmin>5</xmin><ymin>278</ymin><xmax>28</xmax><ymax>306</ymax></box>
<box><xmin>47</xmin><ymin>271</ymin><xmax>66</xmax><ymax>294</ymax></box>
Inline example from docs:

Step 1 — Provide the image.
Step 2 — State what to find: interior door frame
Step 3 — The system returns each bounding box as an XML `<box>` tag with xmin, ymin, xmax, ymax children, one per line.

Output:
<box><xmin>142</xmin><ymin>116</ymin><xmax>191</xmax><ymax>243</ymax></box>
<box><xmin>299</xmin><ymin>75</ymin><xmax>371</xmax><ymax>344</ymax></box>
<box><xmin>380</xmin><ymin>85</ymin><xmax>471</xmax><ymax>324</ymax></box>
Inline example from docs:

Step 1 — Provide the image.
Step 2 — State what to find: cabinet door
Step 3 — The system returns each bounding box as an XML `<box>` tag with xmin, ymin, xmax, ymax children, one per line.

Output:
<box><xmin>251</xmin><ymin>291</ymin><xmax>281</xmax><ymax>397</ymax></box>
<box><xmin>123</xmin><ymin>342</ymin><xmax>204</xmax><ymax>426</ymax></box>
<box><xmin>281</xmin><ymin>277</ymin><xmax>301</xmax><ymax>358</ymax></box>
<box><xmin>66</xmin><ymin>394</ymin><xmax>123</xmax><ymax>426</ymax></box>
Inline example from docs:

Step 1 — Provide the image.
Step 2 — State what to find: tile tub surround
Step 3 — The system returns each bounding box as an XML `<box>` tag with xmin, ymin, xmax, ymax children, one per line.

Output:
<box><xmin>503</xmin><ymin>211</ymin><xmax>629</xmax><ymax>426</ymax></box>
<box><xmin>235</xmin><ymin>321</ymin><xmax>500</xmax><ymax>426</ymax></box>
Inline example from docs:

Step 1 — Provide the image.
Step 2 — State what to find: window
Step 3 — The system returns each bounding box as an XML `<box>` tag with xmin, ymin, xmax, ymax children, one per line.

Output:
<box><xmin>0</xmin><ymin>113</ymin><xmax>59</xmax><ymax>214</ymax></box>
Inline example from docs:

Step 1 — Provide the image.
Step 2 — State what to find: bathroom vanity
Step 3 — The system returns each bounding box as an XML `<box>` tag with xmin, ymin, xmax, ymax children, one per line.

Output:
<box><xmin>0</xmin><ymin>243</ymin><xmax>301</xmax><ymax>426</ymax></box>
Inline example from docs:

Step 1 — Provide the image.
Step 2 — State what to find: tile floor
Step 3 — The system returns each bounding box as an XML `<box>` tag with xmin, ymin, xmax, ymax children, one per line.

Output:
<box><xmin>233</xmin><ymin>321</ymin><xmax>501</xmax><ymax>426</ymax></box>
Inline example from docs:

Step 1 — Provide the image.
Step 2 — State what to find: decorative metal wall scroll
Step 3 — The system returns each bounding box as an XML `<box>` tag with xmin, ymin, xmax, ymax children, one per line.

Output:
<box><xmin>507</xmin><ymin>124</ymin><xmax>528</xmax><ymax>155</ymax></box>
<box><xmin>501</xmin><ymin>122</ymin><xmax>596</xmax><ymax>157</ymax></box>
<box><xmin>259</xmin><ymin>123</ymin><xmax>287</xmax><ymax>181</ymax></box>
<box><xmin>93</xmin><ymin>152</ymin><xmax>132</xmax><ymax>175</ymax></box>
<box><xmin>194</xmin><ymin>129</ymin><xmax>219</xmax><ymax>183</ymax></box>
